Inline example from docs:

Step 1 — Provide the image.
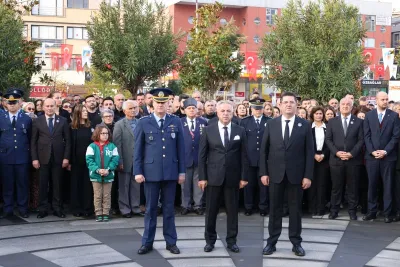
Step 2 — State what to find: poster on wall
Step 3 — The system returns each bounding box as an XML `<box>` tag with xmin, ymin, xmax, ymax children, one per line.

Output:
<box><xmin>389</xmin><ymin>81</ymin><xmax>400</xmax><ymax>101</ymax></box>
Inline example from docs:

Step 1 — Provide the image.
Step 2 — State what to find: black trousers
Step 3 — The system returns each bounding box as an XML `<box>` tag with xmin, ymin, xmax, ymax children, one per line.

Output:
<box><xmin>267</xmin><ymin>175</ymin><xmax>303</xmax><ymax>246</ymax></box>
<box><xmin>70</xmin><ymin>162</ymin><xmax>93</xmax><ymax>214</ymax></box>
<box><xmin>308</xmin><ymin>161</ymin><xmax>329</xmax><ymax>214</ymax></box>
<box><xmin>244</xmin><ymin>166</ymin><xmax>269</xmax><ymax>211</ymax></box>
<box><xmin>38</xmin><ymin>156</ymin><xmax>63</xmax><ymax>213</ymax></box>
<box><xmin>111</xmin><ymin>171</ymin><xmax>119</xmax><ymax>210</ymax></box>
<box><xmin>330</xmin><ymin>164</ymin><xmax>360</xmax><ymax>214</ymax></box>
<box><xmin>205</xmin><ymin>183</ymin><xmax>239</xmax><ymax>246</ymax></box>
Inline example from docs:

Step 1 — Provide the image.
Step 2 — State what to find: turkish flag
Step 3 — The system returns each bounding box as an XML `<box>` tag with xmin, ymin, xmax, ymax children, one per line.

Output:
<box><xmin>172</xmin><ymin>70</ymin><xmax>179</xmax><ymax>79</ymax></box>
<box><xmin>363</xmin><ymin>49</ymin><xmax>375</xmax><ymax>64</ymax></box>
<box><xmin>245</xmin><ymin>51</ymin><xmax>258</xmax><ymax>81</ymax></box>
<box><xmin>375</xmin><ymin>64</ymin><xmax>385</xmax><ymax>78</ymax></box>
<box><xmin>76</xmin><ymin>56</ymin><xmax>84</xmax><ymax>73</ymax></box>
<box><xmin>50</xmin><ymin>52</ymin><xmax>60</xmax><ymax>71</ymax></box>
<box><xmin>61</xmin><ymin>44</ymin><xmax>73</xmax><ymax>69</ymax></box>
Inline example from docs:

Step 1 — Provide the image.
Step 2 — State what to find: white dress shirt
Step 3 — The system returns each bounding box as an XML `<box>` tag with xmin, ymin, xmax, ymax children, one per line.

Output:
<box><xmin>312</xmin><ymin>122</ymin><xmax>326</xmax><ymax>151</ymax></box>
<box><xmin>218</xmin><ymin>121</ymin><xmax>231</xmax><ymax>146</ymax></box>
<box><xmin>281</xmin><ymin>115</ymin><xmax>295</xmax><ymax>139</ymax></box>
<box><xmin>186</xmin><ymin>117</ymin><xmax>196</xmax><ymax>131</ymax></box>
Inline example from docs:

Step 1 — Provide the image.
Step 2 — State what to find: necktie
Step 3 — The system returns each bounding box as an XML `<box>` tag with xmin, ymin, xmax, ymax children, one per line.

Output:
<box><xmin>223</xmin><ymin>126</ymin><xmax>229</xmax><ymax>147</ymax></box>
<box><xmin>284</xmin><ymin>120</ymin><xmax>290</xmax><ymax>147</ymax></box>
<box><xmin>190</xmin><ymin>120</ymin><xmax>194</xmax><ymax>131</ymax></box>
<box><xmin>256</xmin><ymin>119</ymin><xmax>260</xmax><ymax>129</ymax></box>
<box><xmin>11</xmin><ymin>115</ymin><xmax>16</xmax><ymax>128</ymax></box>
<box><xmin>343</xmin><ymin>117</ymin><xmax>348</xmax><ymax>136</ymax></box>
<box><xmin>48</xmin><ymin>118</ymin><xmax>54</xmax><ymax>134</ymax></box>
<box><xmin>159</xmin><ymin>119</ymin><xmax>164</xmax><ymax>129</ymax></box>
<box><xmin>379</xmin><ymin>113</ymin><xmax>383</xmax><ymax>124</ymax></box>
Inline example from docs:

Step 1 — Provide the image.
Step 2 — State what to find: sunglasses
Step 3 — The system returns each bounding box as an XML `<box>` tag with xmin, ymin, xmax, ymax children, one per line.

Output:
<box><xmin>63</xmin><ymin>105</ymin><xmax>71</xmax><ymax>109</ymax></box>
<box><xmin>27</xmin><ymin>108</ymin><xmax>35</xmax><ymax>111</ymax></box>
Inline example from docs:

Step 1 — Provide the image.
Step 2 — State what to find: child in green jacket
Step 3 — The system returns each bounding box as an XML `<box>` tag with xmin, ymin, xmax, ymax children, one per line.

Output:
<box><xmin>86</xmin><ymin>125</ymin><xmax>119</xmax><ymax>222</ymax></box>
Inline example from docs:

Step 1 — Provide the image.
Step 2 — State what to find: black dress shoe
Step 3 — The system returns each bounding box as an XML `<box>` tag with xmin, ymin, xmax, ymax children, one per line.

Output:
<box><xmin>349</xmin><ymin>213</ymin><xmax>357</xmax><ymax>220</ymax></box>
<box><xmin>384</xmin><ymin>216</ymin><xmax>393</xmax><ymax>223</ymax></box>
<box><xmin>328</xmin><ymin>213</ymin><xmax>338</xmax><ymax>219</ymax></box>
<box><xmin>0</xmin><ymin>212</ymin><xmax>13</xmax><ymax>219</ymax></box>
<box><xmin>260</xmin><ymin>210</ymin><xmax>269</xmax><ymax>217</ymax></box>
<box><xmin>244</xmin><ymin>209</ymin><xmax>252</xmax><ymax>216</ymax></box>
<box><xmin>122</xmin><ymin>213</ymin><xmax>132</xmax><ymax>218</ymax></box>
<box><xmin>37</xmin><ymin>211</ymin><xmax>48</xmax><ymax>219</ymax></box>
<box><xmin>166</xmin><ymin>244</ymin><xmax>180</xmax><ymax>254</ymax></box>
<box><xmin>227</xmin><ymin>244</ymin><xmax>240</xmax><ymax>253</ymax></box>
<box><xmin>204</xmin><ymin>244</ymin><xmax>214</xmax><ymax>252</ymax></box>
<box><xmin>194</xmin><ymin>208</ymin><xmax>204</xmax><ymax>215</ymax></box>
<box><xmin>262</xmin><ymin>244</ymin><xmax>276</xmax><ymax>255</ymax></box>
<box><xmin>53</xmin><ymin>211</ymin><xmax>66</xmax><ymax>218</ymax></box>
<box><xmin>181</xmin><ymin>208</ymin><xmax>190</xmax><ymax>215</ymax></box>
<box><xmin>137</xmin><ymin>245</ymin><xmax>153</xmax><ymax>255</ymax></box>
<box><xmin>73</xmin><ymin>213</ymin><xmax>83</xmax><ymax>217</ymax></box>
<box><xmin>292</xmin><ymin>245</ymin><xmax>306</xmax><ymax>256</ymax></box>
<box><xmin>363</xmin><ymin>213</ymin><xmax>377</xmax><ymax>221</ymax></box>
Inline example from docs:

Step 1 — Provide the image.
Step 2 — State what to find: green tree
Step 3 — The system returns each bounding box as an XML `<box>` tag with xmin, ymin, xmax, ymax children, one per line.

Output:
<box><xmin>259</xmin><ymin>0</ymin><xmax>366</xmax><ymax>102</ymax></box>
<box><xmin>87</xmin><ymin>0</ymin><xmax>182</xmax><ymax>98</ymax></box>
<box><xmin>178</xmin><ymin>2</ymin><xmax>245</xmax><ymax>98</ymax></box>
<box><xmin>168</xmin><ymin>80</ymin><xmax>183</xmax><ymax>96</ymax></box>
<box><xmin>0</xmin><ymin>2</ymin><xmax>42</xmax><ymax>95</ymax></box>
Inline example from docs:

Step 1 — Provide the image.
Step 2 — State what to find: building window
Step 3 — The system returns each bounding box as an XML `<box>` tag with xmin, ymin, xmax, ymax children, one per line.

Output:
<box><xmin>394</xmin><ymin>34</ymin><xmax>400</xmax><ymax>47</ymax></box>
<box><xmin>242</xmin><ymin>18</ymin><xmax>246</xmax><ymax>26</ymax></box>
<box><xmin>32</xmin><ymin>0</ymin><xmax>63</xmax><ymax>16</ymax></box>
<box><xmin>253</xmin><ymin>35</ymin><xmax>260</xmax><ymax>44</ymax></box>
<box><xmin>67</xmin><ymin>0</ymin><xmax>88</xmax><ymax>9</ymax></box>
<box><xmin>380</xmin><ymin>42</ymin><xmax>386</xmax><ymax>48</ymax></box>
<box><xmin>31</xmin><ymin>25</ymin><xmax>64</xmax><ymax>41</ymax></box>
<box><xmin>254</xmin><ymin>17</ymin><xmax>260</xmax><ymax>25</ymax></box>
<box><xmin>23</xmin><ymin>25</ymin><xmax>28</xmax><ymax>38</ymax></box>
<box><xmin>380</xmin><ymin>26</ymin><xmax>386</xmax><ymax>33</ymax></box>
<box><xmin>364</xmin><ymin>38</ymin><xmax>375</xmax><ymax>48</ymax></box>
<box><xmin>67</xmin><ymin>27</ymin><xmax>88</xmax><ymax>39</ymax></box>
<box><xmin>365</xmin><ymin>15</ymin><xmax>376</xmax><ymax>32</ymax></box>
<box><xmin>379</xmin><ymin>57</ymin><xmax>383</xmax><ymax>65</ymax></box>
<box><xmin>266</xmin><ymin>8</ymin><xmax>278</xmax><ymax>25</ymax></box>
<box><xmin>188</xmin><ymin>16</ymin><xmax>193</xmax><ymax>24</ymax></box>
<box><xmin>220</xmin><ymin>18</ymin><xmax>227</xmax><ymax>26</ymax></box>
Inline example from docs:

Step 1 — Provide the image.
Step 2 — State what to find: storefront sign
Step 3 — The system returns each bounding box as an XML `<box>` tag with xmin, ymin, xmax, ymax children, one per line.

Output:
<box><xmin>30</xmin><ymin>86</ymin><xmax>52</xmax><ymax>98</ymax></box>
<box><xmin>389</xmin><ymin>81</ymin><xmax>400</xmax><ymax>101</ymax></box>
<box><xmin>361</xmin><ymin>80</ymin><xmax>389</xmax><ymax>88</ymax></box>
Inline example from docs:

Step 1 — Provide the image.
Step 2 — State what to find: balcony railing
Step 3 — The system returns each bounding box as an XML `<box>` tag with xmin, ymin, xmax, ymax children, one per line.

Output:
<box><xmin>32</xmin><ymin>39</ymin><xmax>64</xmax><ymax>48</ymax></box>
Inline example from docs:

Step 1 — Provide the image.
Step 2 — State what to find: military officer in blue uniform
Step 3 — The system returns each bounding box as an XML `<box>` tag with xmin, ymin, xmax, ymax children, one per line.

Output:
<box><xmin>0</xmin><ymin>89</ymin><xmax>32</xmax><ymax>218</ymax></box>
<box><xmin>240</xmin><ymin>98</ymin><xmax>270</xmax><ymax>216</ymax></box>
<box><xmin>180</xmin><ymin>98</ymin><xmax>207</xmax><ymax>215</ymax></box>
<box><xmin>134</xmin><ymin>88</ymin><xmax>186</xmax><ymax>255</ymax></box>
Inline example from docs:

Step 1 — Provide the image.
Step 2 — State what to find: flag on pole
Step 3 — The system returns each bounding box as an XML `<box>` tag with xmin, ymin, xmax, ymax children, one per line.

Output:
<box><xmin>50</xmin><ymin>52</ymin><xmax>60</xmax><ymax>71</ymax></box>
<box><xmin>362</xmin><ymin>49</ymin><xmax>375</xmax><ymax>64</ymax></box>
<box><xmin>390</xmin><ymin>65</ymin><xmax>398</xmax><ymax>79</ymax></box>
<box><xmin>76</xmin><ymin>56</ymin><xmax>84</xmax><ymax>73</ymax></box>
<box><xmin>382</xmin><ymin>48</ymin><xmax>395</xmax><ymax>70</ymax></box>
<box><xmin>61</xmin><ymin>44</ymin><xmax>73</xmax><ymax>70</ymax></box>
<box><xmin>245</xmin><ymin>51</ymin><xmax>258</xmax><ymax>81</ymax></box>
<box><xmin>82</xmin><ymin>46</ymin><xmax>93</xmax><ymax>68</ymax></box>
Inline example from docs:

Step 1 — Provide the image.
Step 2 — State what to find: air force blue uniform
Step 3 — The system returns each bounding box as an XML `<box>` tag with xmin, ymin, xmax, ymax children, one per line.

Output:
<box><xmin>0</xmin><ymin>110</ymin><xmax>32</xmax><ymax>214</ymax></box>
<box><xmin>134</xmin><ymin>113</ymin><xmax>185</xmax><ymax>246</ymax></box>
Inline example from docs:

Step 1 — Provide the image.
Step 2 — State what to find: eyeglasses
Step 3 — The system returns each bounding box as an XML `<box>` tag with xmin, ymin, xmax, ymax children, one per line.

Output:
<box><xmin>100</xmin><ymin>132</ymin><xmax>109</xmax><ymax>135</ymax></box>
<box><xmin>103</xmin><ymin>115</ymin><xmax>113</xmax><ymax>118</ymax></box>
<box><xmin>27</xmin><ymin>108</ymin><xmax>35</xmax><ymax>111</ymax></box>
<box><xmin>63</xmin><ymin>105</ymin><xmax>71</xmax><ymax>109</ymax></box>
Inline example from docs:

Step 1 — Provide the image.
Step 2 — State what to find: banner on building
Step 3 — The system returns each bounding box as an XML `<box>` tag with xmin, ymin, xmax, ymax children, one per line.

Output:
<box><xmin>245</xmin><ymin>51</ymin><xmax>258</xmax><ymax>81</ymax></box>
<box><xmin>363</xmin><ymin>49</ymin><xmax>375</xmax><ymax>64</ymax></box>
<box><xmin>390</xmin><ymin>65</ymin><xmax>398</xmax><ymax>79</ymax></box>
<box><xmin>40</xmin><ymin>42</ymin><xmax>54</xmax><ymax>61</ymax></box>
<box><xmin>50</xmin><ymin>52</ymin><xmax>60</xmax><ymax>71</ymax></box>
<box><xmin>382</xmin><ymin>48</ymin><xmax>395</xmax><ymax>70</ymax></box>
<box><xmin>76</xmin><ymin>56</ymin><xmax>84</xmax><ymax>73</ymax></box>
<box><xmin>376</xmin><ymin>16</ymin><xmax>391</xmax><ymax>26</ymax></box>
<box><xmin>82</xmin><ymin>46</ymin><xmax>93</xmax><ymax>68</ymax></box>
<box><xmin>375</xmin><ymin>64</ymin><xmax>385</xmax><ymax>78</ymax></box>
<box><xmin>61</xmin><ymin>44</ymin><xmax>73</xmax><ymax>70</ymax></box>
<box><xmin>389</xmin><ymin>81</ymin><xmax>400</xmax><ymax>101</ymax></box>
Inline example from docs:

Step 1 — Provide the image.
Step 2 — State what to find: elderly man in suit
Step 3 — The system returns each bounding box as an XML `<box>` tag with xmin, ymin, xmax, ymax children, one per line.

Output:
<box><xmin>134</xmin><ymin>88</ymin><xmax>185</xmax><ymax>255</ymax></box>
<box><xmin>198</xmin><ymin>100</ymin><xmax>249</xmax><ymax>253</ymax></box>
<box><xmin>260</xmin><ymin>92</ymin><xmax>314</xmax><ymax>257</ymax></box>
<box><xmin>113</xmin><ymin>100</ymin><xmax>143</xmax><ymax>218</ymax></box>
<box><xmin>180</xmin><ymin>98</ymin><xmax>207</xmax><ymax>215</ymax></box>
<box><xmin>363</xmin><ymin>92</ymin><xmax>400</xmax><ymax>223</ymax></box>
<box><xmin>31</xmin><ymin>98</ymin><xmax>71</xmax><ymax>219</ymax></box>
<box><xmin>325</xmin><ymin>97</ymin><xmax>364</xmax><ymax>220</ymax></box>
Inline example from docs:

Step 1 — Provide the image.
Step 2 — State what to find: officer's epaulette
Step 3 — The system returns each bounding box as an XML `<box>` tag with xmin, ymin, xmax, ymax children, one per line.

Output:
<box><xmin>139</xmin><ymin>115</ymin><xmax>149</xmax><ymax>120</ymax></box>
<box><xmin>168</xmin><ymin>114</ymin><xmax>178</xmax><ymax>118</ymax></box>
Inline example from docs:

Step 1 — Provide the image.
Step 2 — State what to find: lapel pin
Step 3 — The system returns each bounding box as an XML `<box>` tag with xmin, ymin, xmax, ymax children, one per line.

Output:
<box><xmin>298</xmin><ymin>123</ymin><xmax>302</xmax><ymax>127</ymax></box>
<box><xmin>351</xmin><ymin>121</ymin><xmax>354</xmax><ymax>124</ymax></box>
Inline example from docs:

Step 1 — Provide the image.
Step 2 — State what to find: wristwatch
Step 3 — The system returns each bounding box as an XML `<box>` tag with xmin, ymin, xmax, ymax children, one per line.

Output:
<box><xmin>384</xmin><ymin>150</ymin><xmax>388</xmax><ymax>155</ymax></box>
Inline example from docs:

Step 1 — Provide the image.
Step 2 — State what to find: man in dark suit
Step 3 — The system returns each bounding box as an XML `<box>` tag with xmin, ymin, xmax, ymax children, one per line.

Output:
<box><xmin>260</xmin><ymin>92</ymin><xmax>314</xmax><ymax>257</ymax></box>
<box><xmin>134</xmin><ymin>88</ymin><xmax>185</xmax><ymax>255</ymax></box>
<box><xmin>240</xmin><ymin>98</ymin><xmax>270</xmax><ymax>216</ymax></box>
<box><xmin>325</xmin><ymin>97</ymin><xmax>364</xmax><ymax>220</ymax></box>
<box><xmin>198</xmin><ymin>100</ymin><xmax>249</xmax><ymax>253</ymax></box>
<box><xmin>180</xmin><ymin>98</ymin><xmax>207</xmax><ymax>215</ymax></box>
<box><xmin>363</xmin><ymin>92</ymin><xmax>400</xmax><ymax>223</ymax></box>
<box><xmin>31</xmin><ymin>98</ymin><xmax>71</xmax><ymax>218</ymax></box>
<box><xmin>141</xmin><ymin>92</ymin><xmax>153</xmax><ymax>116</ymax></box>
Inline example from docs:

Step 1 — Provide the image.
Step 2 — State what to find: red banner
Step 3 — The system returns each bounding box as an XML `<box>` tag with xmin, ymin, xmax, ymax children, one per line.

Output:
<box><xmin>50</xmin><ymin>52</ymin><xmax>60</xmax><ymax>71</ymax></box>
<box><xmin>235</xmin><ymin>92</ymin><xmax>245</xmax><ymax>97</ymax></box>
<box><xmin>76</xmin><ymin>56</ymin><xmax>84</xmax><ymax>73</ymax></box>
<box><xmin>30</xmin><ymin>86</ymin><xmax>52</xmax><ymax>98</ymax></box>
<box><xmin>245</xmin><ymin>51</ymin><xmax>258</xmax><ymax>81</ymax></box>
<box><xmin>61</xmin><ymin>44</ymin><xmax>73</xmax><ymax>69</ymax></box>
<box><xmin>375</xmin><ymin>64</ymin><xmax>385</xmax><ymax>78</ymax></box>
<box><xmin>363</xmin><ymin>49</ymin><xmax>375</xmax><ymax>64</ymax></box>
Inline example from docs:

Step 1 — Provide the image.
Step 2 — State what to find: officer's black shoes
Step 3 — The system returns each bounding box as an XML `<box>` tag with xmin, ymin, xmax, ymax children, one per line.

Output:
<box><xmin>384</xmin><ymin>216</ymin><xmax>393</xmax><ymax>223</ymax></box>
<box><xmin>262</xmin><ymin>244</ymin><xmax>276</xmax><ymax>255</ymax></box>
<box><xmin>363</xmin><ymin>213</ymin><xmax>377</xmax><ymax>221</ymax></box>
<box><xmin>328</xmin><ymin>212</ymin><xmax>338</xmax><ymax>220</ymax></box>
<box><xmin>137</xmin><ymin>245</ymin><xmax>153</xmax><ymax>255</ymax></box>
<box><xmin>204</xmin><ymin>244</ymin><xmax>214</xmax><ymax>252</ymax></box>
<box><xmin>194</xmin><ymin>208</ymin><xmax>204</xmax><ymax>215</ymax></box>
<box><xmin>260</xmin><ymin>210</ymin><xmax>269</xmax><ymax>217</ymax></box>
<box><xmin>227</xmin><ymin>244</ymin><xmax>240</xmax><ymax>253</ymax></box>
<box><xmin>349</xmin><ymin>213</ymin><xmax>357</xmax><ymax>221</ymax></box>
<box><xmin>181</xmin><ymin>208</ymin><xmax>190</xmax><ymax>215</ymax></box>
<box><xmin>244</xmin><ymin>209</ymin><xmax>252</xmax><ymax>216</ymax></box>
<box><xmin>53</xmin><ymin>211</ymin><xmax>66</xmax><ymax>218</ymax></box>
<box><xmin>166</xmin><ymin>244</ymin><xmax>180</xmax><ymax>254</ymax></box>
<box><xmin>122</xmin><ymin>213</ymin><xmax>132</xmax><ymax>218</ymax></box>
<box><xmin>292</xmin><ymin>245</ymin><xmax>306</xmax><ymax>256</ymax></box>
<box><xmin>37</xmin><ymin>211</ymin><xmax>48</xmax><ymax>219</ymax></box>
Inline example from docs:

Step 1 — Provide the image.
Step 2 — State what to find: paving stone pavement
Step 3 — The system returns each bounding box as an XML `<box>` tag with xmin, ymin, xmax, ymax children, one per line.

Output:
<box><xmin>0</xmin><ymin>211</ymin><xmax>399</xmax><ymax>267</ymax></box>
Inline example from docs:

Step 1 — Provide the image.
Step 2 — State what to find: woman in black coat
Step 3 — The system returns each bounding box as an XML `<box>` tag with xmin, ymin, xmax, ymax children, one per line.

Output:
<box><xmin>70</xmin><ymin>104</ymin><xmax>94</xmax><ymax>217</ymax></box>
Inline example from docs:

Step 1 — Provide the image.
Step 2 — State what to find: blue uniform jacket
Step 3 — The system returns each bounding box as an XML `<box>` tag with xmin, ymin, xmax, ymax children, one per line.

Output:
<box><xmin>133</xmin><ymin>113</ymin><xmax>186</xmax><ymax>181</ymax></box>
<box><xmin>0</xmin><ymin>111</ymin><xmax>32</xmax><ymax>164</ymax></box>
<box><xmin>180</xmin><ymin>116</ymin><xmax>207</xmax><ymax>168</ymax></box>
